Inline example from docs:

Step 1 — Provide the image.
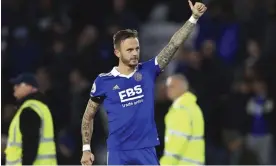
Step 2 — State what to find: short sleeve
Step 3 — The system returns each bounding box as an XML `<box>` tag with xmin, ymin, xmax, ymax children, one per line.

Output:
<box><xmin>141</xmin><ymin>57</ymin><xmax>162</xmax><ymax>78</ymax></box>
<box><xmin>90</xmin><ymin>76</ymin><xmax>105</xmax><ymax>103</ymax></box>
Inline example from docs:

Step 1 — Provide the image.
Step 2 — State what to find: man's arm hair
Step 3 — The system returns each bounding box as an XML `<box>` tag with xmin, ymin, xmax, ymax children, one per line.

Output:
<box><xmin>156</xmin><ymin>20</ymin><xmax>196</xmax><ymax>70</ymax></box>
<box><xmin>81</xmin><ymin>99</ymin><xmax>100</xmax><ymax>145</ymax></box>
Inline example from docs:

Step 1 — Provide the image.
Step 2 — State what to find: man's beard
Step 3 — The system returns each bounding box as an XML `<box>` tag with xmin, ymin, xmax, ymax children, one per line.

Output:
<box><xmin>121</xmin><ymin>56</ymin><xmax>139</xmax><ymax>67</ymax></box>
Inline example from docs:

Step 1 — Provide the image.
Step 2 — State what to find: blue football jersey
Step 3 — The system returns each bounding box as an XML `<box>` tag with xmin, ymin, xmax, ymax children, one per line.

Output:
<box><xmin>90</xmin><ymin>57</ymin><xmax>161</xmax><ymax>150</ymax></box>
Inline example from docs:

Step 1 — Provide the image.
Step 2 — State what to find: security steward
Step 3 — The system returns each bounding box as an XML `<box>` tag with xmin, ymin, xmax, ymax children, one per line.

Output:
<box><xmin>160</xmin><ymin>74</ymin><xmax>205</xmax><ymax>165</ymax></box>
<box><xmin>5</xmin><ymin>73</ymin><xmax>57</xmax><ymax>165</ymax></box>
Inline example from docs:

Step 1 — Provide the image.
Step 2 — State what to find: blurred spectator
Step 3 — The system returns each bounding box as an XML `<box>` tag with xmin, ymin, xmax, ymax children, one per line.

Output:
<box><xmin>108</xmin><ymin>0</ymin><xmax>140</xmax><ymax>30</ymax></box>
<box><xmin>5</xmin><ymin>73</ymin><xmax>57</xmax><ymax>165</ymax></box>
<box><xmin>222</xmin><ymin>80</ymin><xmax>251</xmax><ymax>164</ymax></box>
<box><xmin>8</xmin><ymin>26</ymin><xmax>42</xmax><ymax>76</ymax></box>
<box><xmin>245</xmin><ymin>39</ymin><xmax>260</xmax><ymax>68</ymax></box>
<box><xmin>57</xmin><ymin>129</ymin><xmax>76</xmax><ymax>164</ymax></box>
<box><xmin>36</xmin><ymin>66</ymin><xmax>69</xmax><ymax>132</ymax></box>
<box><xmin>234</xmin><ymin>39</ymin><xmax>261</xmax><ymax>82</ymax></box>
<box><xmin>245</xmin><ymin>79</ymin><xmax>275</xmax><ymax>165</ymax></box>
<box><xmin>48</xmin><ymin>39</ymin><xmax>71</xmax><ymax>83</ymax></box>
<box><xmin>69</xmin><ymin>68</ymin><xmax>90</xmax><ymax>130</ymax></box>
<box><xmin>73</xmin><ymin>25</ymin><xmax>104</xmax><ymax>80</ymax></box>
<box><xmin>36</xmin><ymin>67</ymin><xmax>52</xmax><ymax>94</ymax></box>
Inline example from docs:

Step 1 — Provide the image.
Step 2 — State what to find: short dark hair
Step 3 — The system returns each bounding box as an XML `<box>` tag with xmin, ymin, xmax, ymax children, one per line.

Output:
<box><xmin>113</xmin><ymin>29</ymin><xmax>138</xmax><ymax>49</ymax></box>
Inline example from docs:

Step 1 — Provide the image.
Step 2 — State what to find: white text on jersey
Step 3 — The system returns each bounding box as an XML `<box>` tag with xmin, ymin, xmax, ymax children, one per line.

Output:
<box><xmin>118</xmin><ymin>85</ymin><xmax>143</xmax><ymax>103</ymax></box>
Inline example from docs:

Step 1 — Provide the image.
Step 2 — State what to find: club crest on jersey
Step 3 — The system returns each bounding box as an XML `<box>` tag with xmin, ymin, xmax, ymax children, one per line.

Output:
<box><xmin>134</xmin><ymin>72</ymin><xmax>142</xmax><ymax>82</ymax></box>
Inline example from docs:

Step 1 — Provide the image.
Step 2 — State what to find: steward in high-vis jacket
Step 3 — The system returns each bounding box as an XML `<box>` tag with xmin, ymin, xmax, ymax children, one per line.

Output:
<box><xmin>160</xmin><ymin>74</ymin><xmax>205</xmax><ymax>165</ymax></box>
<box><xmin>5</xmin><ymin>73</ymin><xmax>57</xmax><ymax>165</ymax></box>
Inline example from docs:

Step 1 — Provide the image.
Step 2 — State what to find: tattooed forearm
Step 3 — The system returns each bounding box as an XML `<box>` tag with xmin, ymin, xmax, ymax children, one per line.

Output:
<box><xmin>81</xmin><ymin>99</ymin><xmax>99</xmax><ymax>145</ymax></box>
<box><xmin>157</xmin><ymin>20</ymin><xmax>196</xmax><ymax>69</ymax></box>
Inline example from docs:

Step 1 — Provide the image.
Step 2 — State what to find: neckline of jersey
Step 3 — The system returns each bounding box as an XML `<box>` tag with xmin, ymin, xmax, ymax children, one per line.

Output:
<box><xmin>111</xmin><ymin>66</ymin><xmax>138</xmax><ymax>79</ymax></box>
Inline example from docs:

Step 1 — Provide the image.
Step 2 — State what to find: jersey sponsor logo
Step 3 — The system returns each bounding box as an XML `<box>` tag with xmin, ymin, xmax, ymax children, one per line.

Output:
<box><xmin>118</xmin><ymin>85</ymin><xmax>143</xmax><ymax>103</ymax></box>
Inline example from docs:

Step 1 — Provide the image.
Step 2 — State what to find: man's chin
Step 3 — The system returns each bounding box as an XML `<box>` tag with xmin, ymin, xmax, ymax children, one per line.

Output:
<box><xmin>129</xmin><ymin>60</ymin><xmax>139</xmax><ymax>67</ymax></box>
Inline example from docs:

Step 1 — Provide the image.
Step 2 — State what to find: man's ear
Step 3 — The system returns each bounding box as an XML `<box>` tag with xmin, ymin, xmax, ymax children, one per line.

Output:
<box><xmin>114</xmin><ymin>49</ymin><xmax>120</xmax><ymax>58</ymax></box>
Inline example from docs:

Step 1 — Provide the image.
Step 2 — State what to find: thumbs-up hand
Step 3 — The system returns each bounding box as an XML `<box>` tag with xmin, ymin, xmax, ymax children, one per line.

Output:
<box><xmin>188</xmin><ymin>0</ymin><xmax>207</xmax><ymax>19</ymax></box>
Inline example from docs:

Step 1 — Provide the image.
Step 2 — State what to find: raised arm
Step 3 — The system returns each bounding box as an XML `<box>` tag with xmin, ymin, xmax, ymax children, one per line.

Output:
<box><xmin>156</xmin><ymin>0</ymin><xmax>207</xmax><ymax>70</ymax></box>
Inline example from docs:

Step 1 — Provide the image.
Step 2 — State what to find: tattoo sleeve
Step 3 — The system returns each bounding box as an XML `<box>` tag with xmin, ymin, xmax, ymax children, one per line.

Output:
<box><xmin>157</xmin><ymin>20</ymin><xmax>196</xmax><ymax>70</ymax></box>
<box><xmin>81</xmin><ymin>99</ymin><xmax>100</xmax><ymax>145</ymax></box>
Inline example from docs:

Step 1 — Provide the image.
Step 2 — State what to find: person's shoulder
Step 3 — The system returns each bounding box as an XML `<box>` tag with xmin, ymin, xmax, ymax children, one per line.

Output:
<box><xmin>139</xmin><ymin>57</ymin><xmax>157</xmax><ymax>67</ymax></box>
<box><xmin>138</xmin><ymin>57</ymin><xmax>162</xmax><ymax>77</ymax></box>
<box><xmin>98</xmin><ymin>72</ymin><xmax>113</xmax><ymax>78</ymax></box>
<box><xmin>172</xmin><ymin>97</ymin><xmax>189</xmax><ymax>111</ymax></box>
<box><xmin>20</xmin><ymin>107</ymin><xmax>41</xmax><ymax>121</ymax></box>
<box><xmin>94</xmin><ymin>71</ymin><xmax>114</xmax><ymax>83</ymax></box>
<box><xmin>91</xmin><ymin>70</ymin><xmax>116</xmax><ymax>97</ymax></box>
<box><xmin>97</xmin><ymin>67</ymin><xmax>119</xmax><ymax>79</ymax></box>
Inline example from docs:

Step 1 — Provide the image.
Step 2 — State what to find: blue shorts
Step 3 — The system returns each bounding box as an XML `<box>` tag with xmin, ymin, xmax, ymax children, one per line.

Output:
<box><xmin>107</xmin><ymin>147</ymin><xmax>159</xmax><ymax>165</ymax></box>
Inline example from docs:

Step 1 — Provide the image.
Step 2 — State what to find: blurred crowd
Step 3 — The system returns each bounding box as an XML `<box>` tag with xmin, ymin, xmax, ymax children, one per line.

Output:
<box><xmin>1</xmin><ymin>0</ymin><xmax>276</xmax><ymax>165</ymax></box>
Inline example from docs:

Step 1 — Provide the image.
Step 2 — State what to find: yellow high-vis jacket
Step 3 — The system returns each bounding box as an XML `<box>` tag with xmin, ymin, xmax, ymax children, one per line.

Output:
<box><xmin>5</xmin><ymin>99</ymin><xmax>57</xmax><ymax>165</ymax></box>
<box><xmin>160</xmin><ymin>92</ymin><xmax>205</xmax><ymax>165</ymax></box>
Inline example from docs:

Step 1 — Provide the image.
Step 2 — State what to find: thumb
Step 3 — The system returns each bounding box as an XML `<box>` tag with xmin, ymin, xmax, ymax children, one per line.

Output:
<box><xmin>188</xmin><ymin>0</ymin><xmax>194</xmax><ymax>10</ymax></box>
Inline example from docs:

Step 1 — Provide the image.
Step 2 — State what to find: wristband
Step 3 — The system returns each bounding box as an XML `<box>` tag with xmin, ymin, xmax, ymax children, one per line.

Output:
<box><xmin>83</xmin><ymin>144</ymin><xmax>91</xmax><ymax>151</ymax></box>
<box><xmin>189</xmin><ymin>16</ymin><xmax>198</xmax><ymax>24</ymax></box>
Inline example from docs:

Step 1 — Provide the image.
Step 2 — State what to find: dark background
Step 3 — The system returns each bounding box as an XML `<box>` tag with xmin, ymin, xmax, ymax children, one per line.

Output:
<box><xmin>1</xmin><ymin>0</ymin><xmax>276</xmax><ymax>164</ymax></box>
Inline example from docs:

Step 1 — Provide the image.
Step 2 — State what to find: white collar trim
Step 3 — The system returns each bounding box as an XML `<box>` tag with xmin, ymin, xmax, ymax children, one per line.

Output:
<box><xmin>110</xmin><ymin>66</ymin><xmax>137</xmax><ymax>78</ymax></box>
